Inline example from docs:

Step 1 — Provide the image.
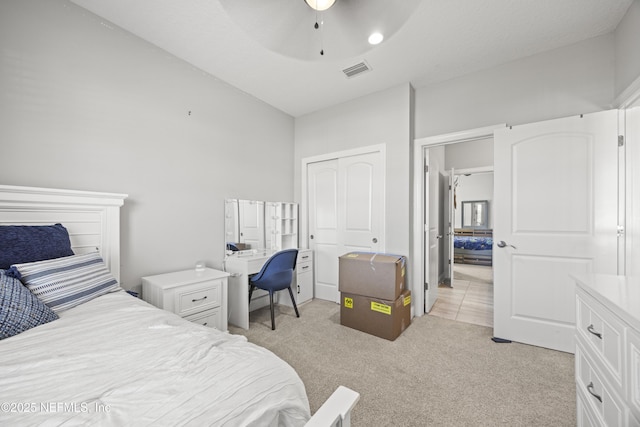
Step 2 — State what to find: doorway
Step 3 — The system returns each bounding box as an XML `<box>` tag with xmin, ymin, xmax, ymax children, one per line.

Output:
<box><xmin>411</xmin><ymin>124</ymin><xmax>504</xmax><ymax>321</ymax></box>
<box><xmin>430</xmin><ymin>170</ymin><xmax>494</xmax><ymax>328</ymax></box>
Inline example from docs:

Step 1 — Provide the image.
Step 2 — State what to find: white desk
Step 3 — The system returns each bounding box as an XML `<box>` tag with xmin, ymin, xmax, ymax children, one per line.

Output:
<box><xmin>225</xmin><ymin>251</ymin><xmax>274</xmax><ymax>330</ymax></box>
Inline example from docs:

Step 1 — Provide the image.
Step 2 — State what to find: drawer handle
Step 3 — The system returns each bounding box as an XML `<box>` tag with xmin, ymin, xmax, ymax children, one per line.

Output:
<box><xmin>203</xmin><ymin>322</ymin><xmax>208</xmax><ymax>326</ymax></box>
<box><xmin>586</xmin><ymin>382</ymin><xmax>602</xmax><ymax>403</ymax></box>
<box><xmin>192</xmin><ymin>296</ymin><xmax>208</xmax><ymax>302</ymax></box>
<box><xmin>587</xmin><ymin>324</ymin><xmax>602</xmax><ymax>339</ymax></box>
<box><xmin>301</xmin><ymin>255</ymin><xmax>309</xmax><ymax>259</ymax></box>
<box><xmin>301</xmin><ymin>266</ymin><xmax>309</xmax><ymax>270</ymax></box>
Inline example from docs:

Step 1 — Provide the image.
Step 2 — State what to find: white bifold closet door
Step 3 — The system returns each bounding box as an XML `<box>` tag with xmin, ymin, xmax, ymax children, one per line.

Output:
<box><xmin>493</xmin><ymin>110</ymin><xmax>619</xmax><ymax>353</ymax></box>
<box><xmin>307</xmin><ymin>151</ymin><xmax>384</xmax><ymax>303</ymax></box>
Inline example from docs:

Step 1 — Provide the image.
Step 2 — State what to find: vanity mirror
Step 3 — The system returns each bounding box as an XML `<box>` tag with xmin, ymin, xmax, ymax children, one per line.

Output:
<box><xmin>224</xmin><ymin>199</ymin><xmax>298</xmax><ymax>255</ymax></box>
<box><xmin>461</xmin><ymin>200</ymin><xmax>489</xmax><ymax>229</ymax></box>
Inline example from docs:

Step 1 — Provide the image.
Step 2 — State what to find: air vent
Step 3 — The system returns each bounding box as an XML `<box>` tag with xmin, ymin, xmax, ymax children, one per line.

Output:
<box><xmin>342</xmin><ymin>61</ymin><xmax>371</xmax><ymax>78</ymax></box>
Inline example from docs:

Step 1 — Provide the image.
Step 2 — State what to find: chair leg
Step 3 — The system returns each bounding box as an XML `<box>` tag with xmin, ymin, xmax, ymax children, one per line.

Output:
<box><xmin>288</xmin><ymin>287</ymin><xmax>300</xmax><ymax>318</ymax></box>
<box><xmin>269</xmin><ymin>291</ymin><xmax>275</xmax><ymax>330</ymax></box>
<box><xmin>248</xmin><ymin>284</ymin><xmax>255</xmax><ymax>303</ymax></box>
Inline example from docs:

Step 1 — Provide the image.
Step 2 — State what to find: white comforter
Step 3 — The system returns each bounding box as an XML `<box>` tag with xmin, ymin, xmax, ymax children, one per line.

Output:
<box><xmin>0</xmin><ymin>291</ymin><xmax>310</xmax><ymax>426</ymax></box>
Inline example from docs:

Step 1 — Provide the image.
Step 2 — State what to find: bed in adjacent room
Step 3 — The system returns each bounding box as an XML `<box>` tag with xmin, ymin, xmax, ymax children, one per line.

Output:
<box><xmin>0</xmin><ymin>185</ymin><xmax>358</xmax><ymax>427</ymax></box>
<box><xmin>453</xmin><ymin>229</ymin><xmax>493</xmax><ymax>266</ymax></box>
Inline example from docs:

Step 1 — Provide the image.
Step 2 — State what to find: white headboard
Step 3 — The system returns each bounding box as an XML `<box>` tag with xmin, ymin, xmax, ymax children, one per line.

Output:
<box><xmin>0</xmin><ymin>185</ymin><xmax>128</xmax><ymax>282</ymax></box>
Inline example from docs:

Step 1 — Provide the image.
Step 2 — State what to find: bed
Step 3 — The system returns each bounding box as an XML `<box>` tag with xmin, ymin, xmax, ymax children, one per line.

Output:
<box><xmin>0</xmin><ymin>185</ymin><xmax>358</xmax><ymax>427</ymax></box>
<box><xmin>453</xmin><ymin>229</ymin><xmax>493</xmax><ymax>266</ymax></box>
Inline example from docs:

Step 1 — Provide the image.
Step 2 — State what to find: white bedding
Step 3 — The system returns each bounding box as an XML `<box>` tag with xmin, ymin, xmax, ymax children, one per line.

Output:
<box><xmin>0</xmin><ymin>291</ymin><xmax>310</xmax><ymax>426</ymax></box>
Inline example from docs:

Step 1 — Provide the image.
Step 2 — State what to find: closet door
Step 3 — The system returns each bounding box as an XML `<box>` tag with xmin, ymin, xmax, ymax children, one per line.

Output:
<box><xmin>338</xmin><ymin>152</ymin><xmax>383</xmax><ymax>255</ymax></box>
<box><xmin>308</xmin><ymin>150</ymin><xmax>384</xmax><ymax>303</ymax></box>
<box><xmin>308</xmin><ymin>160</ymin><xmax>339</xmax><ymax>302</ymax></box>
<box><xmin>493</xmin><ymin>110</ymin><xmax>619</xmax><ymax>353</ymax></box>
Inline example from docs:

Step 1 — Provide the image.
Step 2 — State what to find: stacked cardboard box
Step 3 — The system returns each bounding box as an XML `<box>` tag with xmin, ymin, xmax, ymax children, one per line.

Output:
<box><xmin>338</xmin><ymin>252</ymin><xmax>412</xmax><ymax>340</ymax></box>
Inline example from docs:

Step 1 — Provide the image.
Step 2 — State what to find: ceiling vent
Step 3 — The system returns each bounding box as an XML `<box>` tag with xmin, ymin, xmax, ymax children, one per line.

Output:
<box><xmin>342</xmin><ymin>61</ymin><xmax>371</xmax><ymax>78</ymax></box>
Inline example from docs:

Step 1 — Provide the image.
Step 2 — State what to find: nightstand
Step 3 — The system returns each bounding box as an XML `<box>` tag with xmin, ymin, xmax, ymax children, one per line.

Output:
<box><xmin>142</xmin><ymin>268</ymin><xmax>230</xmax><ymax>332</ymax></box>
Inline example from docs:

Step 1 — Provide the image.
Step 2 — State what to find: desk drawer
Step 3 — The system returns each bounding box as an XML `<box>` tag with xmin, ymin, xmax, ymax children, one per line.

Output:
<box><xmin>297</xmin><ymin>260</ymin><xmax>312</xmax><ymax>275</ymax></box>
<box><xmin>175</xmin><ymin>280</ymin><xmax>222</xmax><ymax>316</ymax></box>
<box><xmin>297</xmin><ymin>251</ymin><xmax>312</xmax><ymax>264</ymax></box>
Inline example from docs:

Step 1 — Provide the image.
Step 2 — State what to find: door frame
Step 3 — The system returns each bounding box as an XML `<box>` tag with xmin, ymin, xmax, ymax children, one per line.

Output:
<box><xmin>412</xmin><ymin>124</ymin><xmax>505</xmax><ymax>316</ymax></box>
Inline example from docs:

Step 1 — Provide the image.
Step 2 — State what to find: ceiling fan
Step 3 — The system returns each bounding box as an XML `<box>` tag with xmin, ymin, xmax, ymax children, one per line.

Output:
<box><xmin>219</xmin><ymin>0</ymin><xmax>422</xmax><ymax>60</ymax></box>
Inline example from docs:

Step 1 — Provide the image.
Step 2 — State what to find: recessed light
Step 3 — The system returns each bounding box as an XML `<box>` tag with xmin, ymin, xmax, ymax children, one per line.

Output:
<box><xmin>368</xmin><ymin>32</ymin><xmax>384</xmax><ymax>45</ymax></box>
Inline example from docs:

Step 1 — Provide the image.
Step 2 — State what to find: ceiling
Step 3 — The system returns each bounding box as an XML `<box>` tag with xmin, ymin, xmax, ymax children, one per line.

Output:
<box><xmin>69</xmin><ymin>0</ymin><xmax>633</xmax><ymax>117</ymax></box>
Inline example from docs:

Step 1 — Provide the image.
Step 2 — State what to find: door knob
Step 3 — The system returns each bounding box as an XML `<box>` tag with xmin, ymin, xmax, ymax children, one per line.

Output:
<box><xmin>372</xmin><ymin>237</ymin><xmax>378</xmax><ymax>243</ymax></box>
<box><xmin>310</xmin><ymin>234</ymin><xmax>314</xmax><ymax>239</ymax></box>
<box><xmin>436</xmin><ymin>235</ymin><xmax>443</xmax><ymax>239</ymax></box>
<box><xmin>496</xmin><ymin>240</ymin><xmax>517</xmax><ymax>249</ymax></box>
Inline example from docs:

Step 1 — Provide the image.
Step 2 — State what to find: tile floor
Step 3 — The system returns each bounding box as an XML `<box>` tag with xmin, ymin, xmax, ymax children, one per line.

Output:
<box><xmin>429</xmin><ymin>263</ymin><xmax>494</xmax><ymax>328</ymax></box>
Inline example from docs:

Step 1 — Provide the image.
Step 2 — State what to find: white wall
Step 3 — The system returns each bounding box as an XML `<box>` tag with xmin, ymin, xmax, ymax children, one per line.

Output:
<box><xmin>294</xmin><ymin>84</ymin><xmax>413</xmax><ymax>256</ymax></box>
<box><xmin>444</xmin><ymin>138</ymin><xmax>493</xmax><ymax>171</ymax></box>
<box><xmin>616</xmin><ymin>1</ymin><xmax>640</xmax><ymax>276</ymax></box>
<box><xmin>414</xmin><ymin>34</ymin><xmax>615</xmax><ymax>139</ymax></box>
<box><xmin>615</xmin><ymin>0</ymin><xmax>640</xmax><ymax>99</ymax></box>
<box><xmin>454</xmin><ymin>173</ymin><xmax>494</xmax><ymax>229</ymax></box>
<box><xmin>0</xmin><ymin>0</ymin><xmax>295</xmax><ymax>291</ymax></box>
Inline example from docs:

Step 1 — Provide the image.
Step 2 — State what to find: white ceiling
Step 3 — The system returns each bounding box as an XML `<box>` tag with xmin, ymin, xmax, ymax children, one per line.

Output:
<box><xmin>69</xmin><ymin>0</ymin><xmax>633</xmax><ymax>117</ymax></box>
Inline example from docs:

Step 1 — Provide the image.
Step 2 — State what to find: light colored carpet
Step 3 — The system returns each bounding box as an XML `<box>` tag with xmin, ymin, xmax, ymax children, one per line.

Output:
<box><xmin>229</xmin><ymin>299</ymin><xmax>576</xmax><ymax>426</ymax></box>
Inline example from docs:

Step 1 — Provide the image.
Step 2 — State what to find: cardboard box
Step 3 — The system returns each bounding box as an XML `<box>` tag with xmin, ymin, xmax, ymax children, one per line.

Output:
<box><xmin>340</xmin><ymin>289</ymin><xmax>412</xmax><ymax>341</ymax></box>
<box><xmin>339</xmin><ymin>252</ymin><xmax>406</xmax><ymax>300</ymax></box>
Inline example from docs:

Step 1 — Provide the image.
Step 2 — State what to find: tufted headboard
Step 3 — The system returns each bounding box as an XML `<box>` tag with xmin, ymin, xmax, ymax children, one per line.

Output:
<box><xmin>0</xmin><ymin>185</ymin><xmax>128</xmax><ymax>282</ymax></box>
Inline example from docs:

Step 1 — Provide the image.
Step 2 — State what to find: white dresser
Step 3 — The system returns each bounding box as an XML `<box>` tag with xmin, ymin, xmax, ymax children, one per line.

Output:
<box><xmin>572</xmin><ymin>274</ymin><xmax>640</xmax><ymax>427</ymax></box>
<box><xmin>142</xmin><ymin>268</ymin><xmax>230</xmax><ymax>332</ymax></box>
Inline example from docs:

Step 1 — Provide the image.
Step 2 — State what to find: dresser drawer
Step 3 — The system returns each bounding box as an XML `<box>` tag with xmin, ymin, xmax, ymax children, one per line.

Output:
<box><xmin>629</xmin><ymin>329</ymin><xmax>640</xmax><ymax>421</ymax></box>
<box><xmin>577</xmin><ymin>288</ymin><xmax>625</xmax><ymax>390</ymax></box>
<box><xmin>175</xmin><ymin>280</ymin><xmax>222</xmax><ymax>317</ymax></box>
<box><xmin>577</xmin><ymin>385</ymin><xmax>605</xmax><ymax>427</ymax></box>
<box><xmin>184</xmin><ymin>307</ymin><xmax>222</xmax><ymax>330</ymax></box>
<box><xmin>576</xmin><ymin>343</ymin><xmax>627</xmax><ymax>427</ymax></box>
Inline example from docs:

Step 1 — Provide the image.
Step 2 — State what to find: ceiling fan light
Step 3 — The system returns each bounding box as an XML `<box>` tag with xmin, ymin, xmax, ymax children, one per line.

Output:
<box><xmin>305</xmin><ymin>0</ymin><xmax>336</xmax><ymax>11</ymax></box>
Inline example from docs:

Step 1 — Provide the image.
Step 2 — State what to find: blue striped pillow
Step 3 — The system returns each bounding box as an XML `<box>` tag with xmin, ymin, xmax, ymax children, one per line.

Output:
<box><xmin>0</xmin><ymin>270</ymin><xmax>58</xmax><ymax>340</ymax></box>
<box><xmin>10</xmin><ymin>252</ymin><xmax>122</xmax><ymax>313</ymax></box>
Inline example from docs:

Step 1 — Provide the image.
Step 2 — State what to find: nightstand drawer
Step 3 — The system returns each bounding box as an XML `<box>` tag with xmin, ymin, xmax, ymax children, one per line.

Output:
<box><xmin>175</xmin><ymin>280</ymin><xmax>222</xmax><ymax>317</ymax></box>
<box><xmin>184</xmin><ymin>307</ymin><xmax>222</xmax><ymax>330</ymax></box>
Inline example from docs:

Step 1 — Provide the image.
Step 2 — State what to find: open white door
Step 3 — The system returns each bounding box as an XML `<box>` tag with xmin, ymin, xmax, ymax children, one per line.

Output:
<box><xmin>447</xmin><ymin>168</ymin><xmax>455</xmax><ymax>286</ymax></box>
<box><xmin>425</xmin><ymin>147</ymin><xmax>443</xmax><ymax>312</ymax></box>
<box><xmin>493</xmin><ymin>110</ymin><xmax>619</xmax><ymax>353</ymax></box>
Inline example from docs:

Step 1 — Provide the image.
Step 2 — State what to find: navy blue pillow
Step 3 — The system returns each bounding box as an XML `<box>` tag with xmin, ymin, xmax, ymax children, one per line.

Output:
<box><xmin>0</xmin><ymin>224</ymin><xmax>74</xmax><ymax>269</ymax></box>
<box><xmin>0</xmin><ymin>270</ymin><xmax>58</xmax><ymax>340</ymax></box>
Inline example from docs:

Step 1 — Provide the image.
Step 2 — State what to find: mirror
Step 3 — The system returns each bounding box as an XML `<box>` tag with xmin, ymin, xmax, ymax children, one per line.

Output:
<box><xmin>461</xmin><ymin>200</ymin><xmax>489</xmax><ymax>229</ymax></box>
<box><xmin>225</xmin><ymin>199</ymin><xmax>298</xmax><ymax>256</ymax></box>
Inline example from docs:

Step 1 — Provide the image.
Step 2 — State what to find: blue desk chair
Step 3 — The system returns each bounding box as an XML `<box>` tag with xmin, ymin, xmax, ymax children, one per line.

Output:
<box><xmin>248</xmin><ymin>249</ymin><xmax>299</xmax><ymax>330</ymax></box>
